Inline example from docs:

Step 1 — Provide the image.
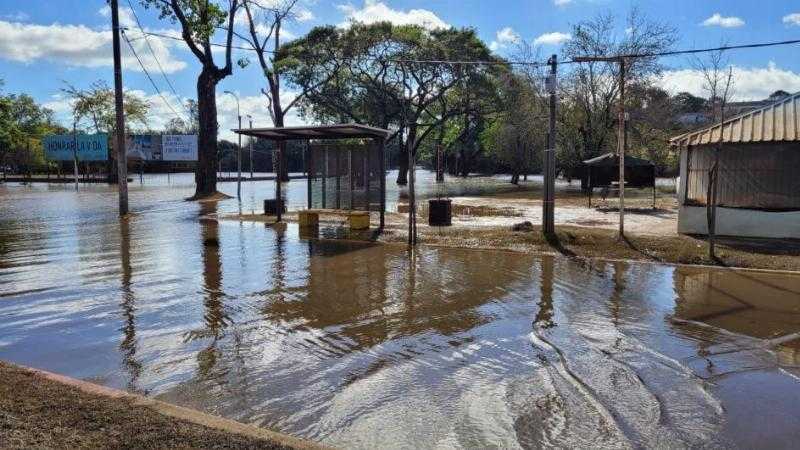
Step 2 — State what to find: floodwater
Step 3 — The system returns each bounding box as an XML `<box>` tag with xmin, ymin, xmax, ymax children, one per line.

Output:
<box><xmin>1</xmin><ymin>175</ymin><xmax>800</xmax><ymax>449</ymax></box>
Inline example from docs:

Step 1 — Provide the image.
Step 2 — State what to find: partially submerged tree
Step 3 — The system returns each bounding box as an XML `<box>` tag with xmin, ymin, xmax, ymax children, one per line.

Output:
<box><xmin>141</xmin><ymin>0</ymin><xmax>240</xmax><ymax>198</ymax></box>
<box><xmin>481</xmin><ymin>72</ymin><xmax>546</xmax><ymax>184</ymax></box>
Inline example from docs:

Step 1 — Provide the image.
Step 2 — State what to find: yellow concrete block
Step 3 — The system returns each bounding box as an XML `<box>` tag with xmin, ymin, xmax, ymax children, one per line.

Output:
<box><xmin>349</xmin><ymin>211</ymin><xmax>370</xmax><ymax>230</ymax></box>
<box><xmin>298</xmin><ymin>210</ymin><xmax>319</xmax><ymax>227</ymax></box>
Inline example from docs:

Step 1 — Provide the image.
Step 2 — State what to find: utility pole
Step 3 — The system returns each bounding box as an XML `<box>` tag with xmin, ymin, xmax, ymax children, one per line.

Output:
<box><xmin>247</xmin><ymin>115</ymin><xmax>253</xmax><ymax>178</ymax></box>
<box><xmin>543</xmin><ymin>55</ymin><xmax>558</xmax><ymax>235</ymax></box>
<box><xmin>574</xmin><ymin>55</ymin><xmax>628</xmax><ymax>238</ymax></box>
<box><xmin>617</xmin><ymin>58</ymin><xmax>627</xmax><ymax>239</ymax></box>
<box><xmin>223</xmin><ymin>91</ymin><xmax>242</xmax><ymax>199</ymax></box>
<box><xmin>110</xmin><ymin>0</ymin><xmax>128</xmax><ymax>215</ymax></box>
<box><xmin>72</xmin><ymin>119</ymin><xmax>79</xmax><ymax>192</ymax></box>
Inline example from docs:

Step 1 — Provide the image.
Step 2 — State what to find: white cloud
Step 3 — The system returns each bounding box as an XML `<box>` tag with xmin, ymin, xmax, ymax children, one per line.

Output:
<box><xmin>337</xmin><ymin>0</ymin><xmax>449</xmax><ymax>30</ymax></box>
<box><xmin>783</xmin><ymin>13</ymin><xmax>800</xmax><ymax>26</ymax></box>
<box><xmin>0</xmin><ymin>9</ymin><xmax>186</xmax><ymax>73</ymax></box>
<box><xmin>533</xmin><ymin>31</ymin><xmax>572</xmax><ymax>46</ymax></box>
<box><xmin>2</xmin><ymin>11</ymin><xmax>29</xmax><ymax>21</ymax></box>
<box><xmin>489</xmin><ymin>27</ymin><xmax>520</xmax><ymax>51</ymax></box>
<box><xmin>701</xmin><ymin>13</ymin><xmax>745</xmax><ymax>28</ymax></box>
<box><xmin>554</xmin><ymin>0</ymin><xmax>572</xmax><ymax>6</ymax></box>
<box><xmin>659</xmin><ymin>62</ymin><xmax>800</xmax><ymax>101</ymax></box>
<box><xmin>295</xmin><ymin>9</ymin><xmax>315</xmax><ymax>22</ymax></box>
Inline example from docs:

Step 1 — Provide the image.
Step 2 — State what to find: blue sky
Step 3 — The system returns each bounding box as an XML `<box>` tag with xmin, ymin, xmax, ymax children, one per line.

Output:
<box><xmin>1</xmin><ymin>0</ymin><xmax>799</xmax><ymax>139</ymax></box>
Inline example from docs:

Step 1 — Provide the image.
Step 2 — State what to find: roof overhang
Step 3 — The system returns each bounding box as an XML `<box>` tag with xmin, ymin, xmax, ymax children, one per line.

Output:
<box><xmin>232</xmin><ymin>124</ymin><xmax>390</xmax><ymax>141</ymax></box>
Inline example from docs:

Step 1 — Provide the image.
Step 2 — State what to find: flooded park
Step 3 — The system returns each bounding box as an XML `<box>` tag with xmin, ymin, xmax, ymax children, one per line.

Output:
<box><xmin>2</xmin><ymin>174</ymin><xmax>800</xmax><ymax>449</ymax></box>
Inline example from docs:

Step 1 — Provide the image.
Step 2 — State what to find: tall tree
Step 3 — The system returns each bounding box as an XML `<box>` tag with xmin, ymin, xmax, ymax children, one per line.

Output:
<box><xmin>142</xmin><ymin>0</ymin><xmax>240</xmax><ymax>198</ymax></box>
<box><xmin>481</xmin><ymin>72</ymin><xmax>546</xmax><ymax>184</ymax></box>
<box><xmin>560</xmin><ymin>9</ymin><xmax>676</xmax><ymax>172</ymax></box>
<box><xmin>281</xmin><ymin>22</ymin><xmax>497</xmax><ymax>184</ymax></box>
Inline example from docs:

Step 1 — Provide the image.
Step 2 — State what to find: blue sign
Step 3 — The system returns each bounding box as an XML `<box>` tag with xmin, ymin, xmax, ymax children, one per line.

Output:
<box><xmin>43</xmin><ymin>134</ymin><xmax>109</xmax><ymax>161</ymax></box>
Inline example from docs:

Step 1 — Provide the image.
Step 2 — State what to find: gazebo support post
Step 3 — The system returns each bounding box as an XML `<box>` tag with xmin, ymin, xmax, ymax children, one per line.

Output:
<box><xmin>276</xmin><ymin>140</ymin><xmax>283</xmax><ymax>222</ymax></box>
<box><xmin>379</xmin><ymin>138</ymin><xmax>386</xmax><ymax>230</ymax></box>
<box><xmin>306</xmin><ymin>141</ymin><xmax>312</xmax><ymax>209</ymax></box>
<box><xmin>349</xmin><ymin>148</ymin><xmax>354</xmax><ymax>209</ymax></box>
<box><xmin>322</xmin><ymin>148</ymin><xmax>327</xmax><ymax>208</ymax></box>
<box><xmin>335</xmin><ymin>150</ymin><xmax>341</xmax><ymax>209</ymax></box>
<box><xmin>365</xmin><ymin>143</ymin><xmax>371</xmax><ymax>214</ymax></box>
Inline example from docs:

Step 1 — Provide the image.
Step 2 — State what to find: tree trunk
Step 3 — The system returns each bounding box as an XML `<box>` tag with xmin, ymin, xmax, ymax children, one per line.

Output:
<box><xmin>396</xmin><ymin>131</ymin><xmax>409</xmax><ymax>185</ymax></box>
<box><xmin>396</xmin><ymin>153</ymin><xmax>408</xmax><ymax>185</ymax></box>
<box><xmin>194</xmin><ymin>68</ymin><xmax>220</xmax><ymax>198</ymax></box>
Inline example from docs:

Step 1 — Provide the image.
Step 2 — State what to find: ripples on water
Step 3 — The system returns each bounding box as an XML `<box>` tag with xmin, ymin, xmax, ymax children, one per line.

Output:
<box><xmin>1</xmin><ymin>177</ymin><xmax>800</xmax><ymax>449</ymax></box>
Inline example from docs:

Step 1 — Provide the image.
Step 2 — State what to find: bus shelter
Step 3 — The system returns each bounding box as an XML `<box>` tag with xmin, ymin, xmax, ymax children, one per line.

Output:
<box><xmin>232</xmin><ymin>124</ymin><xmax>390</xmax><ymax>229</ymax></box>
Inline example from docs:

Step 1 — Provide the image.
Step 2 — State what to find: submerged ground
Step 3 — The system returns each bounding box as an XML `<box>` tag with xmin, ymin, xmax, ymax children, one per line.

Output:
<box><xmin>1</xmin><ymin>173</ymin><xmax>800</xmax><ymax>448</ymax></box>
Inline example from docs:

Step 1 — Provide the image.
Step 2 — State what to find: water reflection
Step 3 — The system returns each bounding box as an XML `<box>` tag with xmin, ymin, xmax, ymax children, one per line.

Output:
<box><xmin>1</xmin><ymin>184</ymin><xmax>800</xmax><ymax>448</ymax></box>
<box><xmin>118</xmin><ymin>216</ymin><xmax>142</xmax><ymax>392</ymax></box>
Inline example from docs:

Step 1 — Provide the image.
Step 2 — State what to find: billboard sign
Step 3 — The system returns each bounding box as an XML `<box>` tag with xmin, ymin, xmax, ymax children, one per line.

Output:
<box><xmin>43</xmin><ymin>133</ymin><xmax>108</xmax><ymax>161</ymax></box>
<box><xmin>162</xmin><ymin>135</ymin><xmax>198</xmax><ymax>161</ymax></box>
<box><xmin>126</xmin><ymin>134</ymin><xmax>162</xmax><ymax>160</ymax></box>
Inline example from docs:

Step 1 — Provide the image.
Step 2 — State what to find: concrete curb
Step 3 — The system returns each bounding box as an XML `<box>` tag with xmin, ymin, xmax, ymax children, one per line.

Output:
<box><xmin>18</xmin><ymin>363</ymin><xmax>333</xmax><ymax>450</ymax></box>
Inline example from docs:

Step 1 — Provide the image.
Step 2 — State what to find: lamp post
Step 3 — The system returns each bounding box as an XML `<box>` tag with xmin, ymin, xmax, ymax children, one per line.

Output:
<box><xmin>223</xmin><ymin>90</ymin><xmax>242</xmax><ymax>199</ymax></box>
<box><xmin>247</xmin><ymin>114</ymin><xmax>253</xmax><ymax>179</ymax></box>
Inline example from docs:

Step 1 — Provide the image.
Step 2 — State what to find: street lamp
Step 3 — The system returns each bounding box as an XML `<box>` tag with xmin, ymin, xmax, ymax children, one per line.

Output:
<box><xmin>246</xmin><ymin>114</ymin><xmax>253</xmax><ymax>179</ymax></box>
<box><xmin>223</xmin><ymin>90</ymin><xmax>242</xmax><ymax>200</ymax></box>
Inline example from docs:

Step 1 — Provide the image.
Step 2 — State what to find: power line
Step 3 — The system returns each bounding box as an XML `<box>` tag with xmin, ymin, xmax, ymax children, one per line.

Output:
<box><xmin>391</xmin><ymin>37</ymin><xmax>800</xmax><ymax>67</ymax></box>
<box><xmin>120</xmin><ymin>29</ymin><xmax>185</xmax><ymax>121</ymax></box>
<box><xmin>124</xmin><ymin>0</ymin><xmax>188</xmax><ymax>114</ymax></box>
<box><xmin>125</xmin><ymin>29</ymin><xmax>275</xmax><ymax>53</ymax></box>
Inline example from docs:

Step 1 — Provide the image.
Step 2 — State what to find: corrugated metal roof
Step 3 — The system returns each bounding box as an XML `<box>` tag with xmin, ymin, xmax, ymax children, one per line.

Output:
<box><xmin>670</xmin><ymin>91</ymin><xmax>800</xmax><ymax>147</ymax></box>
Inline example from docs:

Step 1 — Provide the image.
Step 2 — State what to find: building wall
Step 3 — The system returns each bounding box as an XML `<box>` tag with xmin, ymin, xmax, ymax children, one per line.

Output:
<box><xmin>679</xmin><ymin>205</ymin><xmax>800</xmax><ymax>239</ymax></box>
<box><xmin>681</xmin><ymin>142</ymin><xmax>800</xmax><ymax>210</ymax></box>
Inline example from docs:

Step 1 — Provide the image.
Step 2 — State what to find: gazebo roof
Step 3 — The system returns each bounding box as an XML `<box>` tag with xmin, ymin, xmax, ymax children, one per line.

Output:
<box><xmin>232</xmin><ymin>123</ymin><xmax>390</xmax><ymax>141</ymax></box>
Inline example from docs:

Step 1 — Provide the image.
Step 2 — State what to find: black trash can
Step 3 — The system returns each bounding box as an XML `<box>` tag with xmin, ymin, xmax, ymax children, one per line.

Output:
<box><xmin>264</xmin><ymin>199</ymin><xmax>286</xmax><ymax>215</ymax></box>
<box><xmin>428</xmin><ymin>199</ymin><xmax>452</xmax><ymax>226</ymax></box>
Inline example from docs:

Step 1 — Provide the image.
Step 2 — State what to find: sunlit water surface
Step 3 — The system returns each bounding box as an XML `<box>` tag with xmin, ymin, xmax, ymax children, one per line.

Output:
<box><xmin>1</xmin><ymin>174</ymin><xmax>799</xmax><ymax>449</ymax></box>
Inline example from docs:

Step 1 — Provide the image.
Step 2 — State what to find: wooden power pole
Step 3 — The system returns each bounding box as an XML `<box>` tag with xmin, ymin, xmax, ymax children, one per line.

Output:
<box><xmin>110</xmin><ymin>0</ymin><xmax>128</xmax><ymax>215</ymax></box>
<box><xmin>617</xmin><ymin>58</ymin><xmax>627</xmax><ymax>239</ymax></box>
<box><xmin>574</xmin><ymin>55</ymin><xmax>628</xmax><ymax>238</ymax></box>
<box><xmin>543</xmin><ymin>55</ymin><xmax>558</xmax><ymax>235</ymax></box>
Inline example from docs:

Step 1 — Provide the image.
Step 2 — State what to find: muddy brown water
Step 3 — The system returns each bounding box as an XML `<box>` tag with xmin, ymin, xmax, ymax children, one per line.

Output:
<box><xmin>1</xmin><ymin>174</ymin><xmax>799</xmax><ymax>449</ymax></box>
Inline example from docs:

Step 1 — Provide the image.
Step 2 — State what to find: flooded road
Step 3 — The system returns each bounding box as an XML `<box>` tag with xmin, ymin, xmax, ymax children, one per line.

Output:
<box><xmin>1</xmin><ymin>178</ymin><xmax>799</xmax><ymax>449</ymax></box>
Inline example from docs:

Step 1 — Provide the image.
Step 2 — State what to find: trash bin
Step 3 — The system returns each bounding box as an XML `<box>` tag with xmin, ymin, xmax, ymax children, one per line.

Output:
<box><xmin>428</xmin><ymin>199</ymin><xmax>452</xmax><ymax>226</ymax></box>
<box><xmin>264</xmin><ymin>199</ymin><xmax>286</xmax><ymax>215</ymax></box>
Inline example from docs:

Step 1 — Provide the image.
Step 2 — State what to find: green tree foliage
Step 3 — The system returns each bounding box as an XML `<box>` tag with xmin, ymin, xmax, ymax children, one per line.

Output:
<box><xmin>280</xmin><ymin>22</ymin><xmax>498</xmax><ymax>184</ymax></box>
<box><xmin>62</xmin><ymin>80</ymin><xmax>149</xmax><ymax>134</ymax></box>
<box><xmin>480</xmin><ymin>72</ymin><xmax>547</xmax><ymax>183</ymax></box>
<box><xmin>0</xmin><ymin>80</ymin><xmax>66</xmax><ymax>171</ymax></box>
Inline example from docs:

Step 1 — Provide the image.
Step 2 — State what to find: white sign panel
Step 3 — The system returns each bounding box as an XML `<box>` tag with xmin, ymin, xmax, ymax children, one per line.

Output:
<box><xmin>162</xmin><ymin>135</ymin><xmax>198</xmax><ymax>161</ymax></box>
